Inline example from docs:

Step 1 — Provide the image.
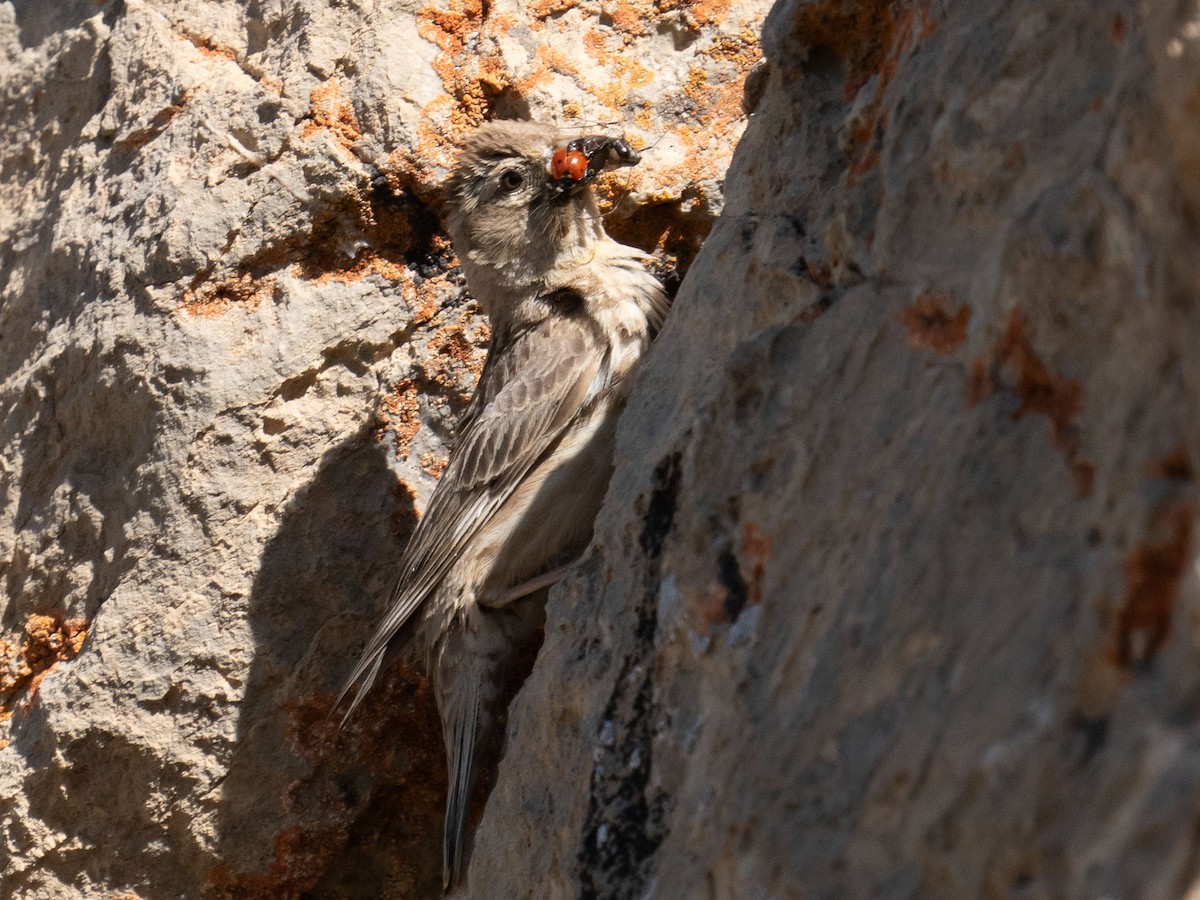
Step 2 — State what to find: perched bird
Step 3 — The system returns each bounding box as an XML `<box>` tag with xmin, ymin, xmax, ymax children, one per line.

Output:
<box><xmin>338</xmin><ymin>120</ymin><xmax>670</xmax><ymax>889</ymax></box>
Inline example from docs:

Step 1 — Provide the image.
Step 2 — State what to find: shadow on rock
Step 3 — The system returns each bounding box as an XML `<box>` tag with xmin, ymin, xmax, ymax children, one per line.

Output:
<box><xmin>210</xmin><ymin>429</ymin><xmax>445</xmax><ymax>899</ymax></box>
<box><xmin>9</xmin><ymin>0</ymin><xmax>109</xmax><ymax>48</ymax></box>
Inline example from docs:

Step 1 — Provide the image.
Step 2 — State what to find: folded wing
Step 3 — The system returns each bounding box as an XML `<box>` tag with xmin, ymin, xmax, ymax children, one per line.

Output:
<box><xmin>337</xmin><ymin>309</ymin><xmax>606</xmax><ymax>715</ymax></box>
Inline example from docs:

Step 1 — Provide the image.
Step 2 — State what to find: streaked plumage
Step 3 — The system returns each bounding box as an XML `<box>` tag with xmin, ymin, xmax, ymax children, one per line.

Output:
<box><xmin>338</xmin><ymin>120</ymin><xmax>669</xmax><ymax>890</ymax></box>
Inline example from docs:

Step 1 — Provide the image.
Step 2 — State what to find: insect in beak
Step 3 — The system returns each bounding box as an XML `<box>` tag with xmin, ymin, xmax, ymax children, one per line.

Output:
<box><xmin>547</xmin><ymin>136</ymin><xmax>641</xmax><ymax>192</ymax></box>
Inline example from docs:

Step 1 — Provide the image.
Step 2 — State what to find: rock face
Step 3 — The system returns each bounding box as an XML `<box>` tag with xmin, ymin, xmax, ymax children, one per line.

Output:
<box><xmin>477</xmin><ymin>1</ymin><xmax>1200</xmax><ymax>897</ymax></box>
<box><xmin>0</xmin><ymin>0</ymin><xmax>761</xmax><ymax>896</ymax></box>
<box><xmin>2</xmin><ymin>0</ymin><xmax>1199</xmax><ymax>898</ymax></box>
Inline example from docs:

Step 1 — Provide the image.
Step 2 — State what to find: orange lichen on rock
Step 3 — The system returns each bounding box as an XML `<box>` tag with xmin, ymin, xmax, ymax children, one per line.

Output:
<box><xmin>1111</xmin><ymin>504</ymin><xmax>1194</xmax><ymax>668</ymax></box>
<box><xmin>607</xmin><ymin>0</ymin><xmax>648</xmax><ymax>38</ymax></box>
<box><xmin>602</xmin><ymin>22</ymin><xmax>757</xmax><ymax>202</ymax></box>
<box><xmin>0</xmin><ymin>613</ymin><xmax>88</xmax><ymax>714</ymax></box>
<box><xmin>294</xmin><ymin>170</ymin><xmax>434</xmax><ymax>286</ymax></box>
<box><xmin>407</xmin><ymin>272</ymin><xmax>452</xmax><ymax>326</ymax></box>
<box><xmin>406</xmin><ymin>0</ymin><xmax>529</xmax><ymax>188</ymax></box>
<box><xmin>579</xmin><ymin>4</ymin><xmax>759</xmax><ymax>136</ymax></box>
<box><xmin>182</xmin><ymin>273</ymin><xmax>276</xmax><ymax>317</ymax></box>
<box><xmin>297</xmin><ymin>185</ymin><xmax>409</xmax><ymax>283</ymax></box>
<box><xmin>176</xmin><ymin>28</ymin><xmax>239</xmax><ymax>66</ymax></box>
<box><xmin>655</xmin><ymin>0</ymin><xmax>733</xmax><ymax>27</ymax></box>
<box><xmin>424</xmin><ymin>323</ymin><xmax>488</xmax><ymax>400</ymax></box>
<box><xmin>681</xmin><ymin>26</ymin><xmax>762</xmax><ymax>129</ymax></box>
<box><xmin>583</xmin><ymin>29</ymin><xmax>613</xmax><ymax>65</ymax></box>
<box><xmin>302</xmin><ymin>78</ymin><xmax>362</xmax><ymax>152</ymax></box>
<box><xmin>705</xmin><ymin>28</ymin><xmax>764</xmax><ymax>71</ymax></box>
<box><xmin>603</xmin><ymin>0</ymin><xmax>669</xmax><ymax>40</ymax></box>
<box><xmin>420</xmin><ymin>452</ymin><xmax>449</xmax><ymax>479</ymax></box>
<box><xmin>527</xmin><ymin>0</ymin><xmax>580</xmax><ymax>20</ymax></box>
<box><xmin>378</xmin><ymin>378</ymin><xmax>423</xmax><ymax>459</ymax></box>
<box><xmin>970</xmin><ymin>308</ymin><xmax>1093</xmax><ymax>497</ymax></box>
<box><xmin>375</xmin><ymin>309</ymin><xmax>488</xmax><ymax>458</ymax></box>
<box><xmin>596</xmin><ymin>55</ymin><xmax>657</xmax><ymax>109</ymax></box>
<box><xmin>190</xmin><ymin>35</ymin><xmax>238</xmax><ymax>62</ymax></box>
<box><xmin>308</xmin><ymin>252</ymin><xmax>407</xmax><ymax>286</ymax></box>
<box><xmin>900</xmin><ymin>293</ymin><xmax>971</xmax><ymax>355</ymax></box>
<box><xmin>533</xmin><ymin>43</ymin><xmax>580</xmax><ymax>81</ymax></box>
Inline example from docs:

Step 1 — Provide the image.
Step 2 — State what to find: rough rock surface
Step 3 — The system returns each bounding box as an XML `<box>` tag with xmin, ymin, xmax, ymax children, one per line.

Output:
<box><xmin>476</xmin><ymin>1</ymin><xmax>1200</xmax><ymax>898</ymax></box>
<box><xmin>0</xmin><ymin>0</ymin><xmax>762</xmax><ymax>897</ymax></box>
<box><xmin>2</xmin><ymin>0</ymin><xmax>1199</xmax><ymax>899</ymax></box>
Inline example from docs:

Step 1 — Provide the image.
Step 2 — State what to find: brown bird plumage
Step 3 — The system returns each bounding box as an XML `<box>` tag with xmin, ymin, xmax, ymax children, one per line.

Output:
<box><xmin>337</xmin><ymin>120</ymin><xmax>669</xmax><ymax>890</ymax></box>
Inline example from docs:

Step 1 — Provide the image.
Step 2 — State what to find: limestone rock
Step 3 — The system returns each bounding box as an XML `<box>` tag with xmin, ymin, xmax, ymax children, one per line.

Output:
<box><xmin>474</xmin><ymin>1</ymin><xmax>1200</xmax><ymax>897</ymax></box>
<box><xmin>0</xmin><ymin>0</ymin><xmax>763</xmax><ymax>896</ymax></box>
<box><xmin>4</xmin><ymin>0</ymin><xmax>1200</xmax><ymax>898</ymax></box>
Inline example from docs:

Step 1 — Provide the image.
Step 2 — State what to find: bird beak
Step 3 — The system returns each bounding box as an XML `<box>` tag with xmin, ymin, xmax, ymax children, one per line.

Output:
<box><xmin>547</xmin><ymin>135</ymin><xmax>641</xmax><ymax>192</ymax></box>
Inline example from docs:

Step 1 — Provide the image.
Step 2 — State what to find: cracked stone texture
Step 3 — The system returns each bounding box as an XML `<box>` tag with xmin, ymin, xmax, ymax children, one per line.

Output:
<box><xmin>0</xmin><ymin>0</ymin><xmax>764</xmax><ymax>897</ymax></box>
<box><xmin>2</xmin><ymin>0</ymin><xmax>1199</xmax><ymax>899</ymax></box>
<box><xmin>473</xmin><ymin>1</ymin><xmax>1200</xmax><ymax>899</ymax></box>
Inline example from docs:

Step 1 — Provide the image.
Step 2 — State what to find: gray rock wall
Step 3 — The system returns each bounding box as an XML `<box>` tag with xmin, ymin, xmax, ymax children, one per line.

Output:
<box><xmin>0</xmin><ymin>0</ymin><xmax>761</xmax><ymax>896</ymax></box>
<box><xmin>2</xmin><ymin>0</ymin><xmax>1199</xmax><ymax>898</ymax></box>
<box><xmin>477</xmin><ymin>0</ymin><xmax>1200</xmax><ymax>897</ymax></box>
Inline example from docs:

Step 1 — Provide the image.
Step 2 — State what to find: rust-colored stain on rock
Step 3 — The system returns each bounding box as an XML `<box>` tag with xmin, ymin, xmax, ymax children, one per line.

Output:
<box><xmin>740</xmin><ymin>519</ymin><xmax>772</xmax><ymax>606</ymax></box>
<box><xmin>970</xmin><ymin>308</ymin><xmax>1094</xmax><ymax>497</ymax></box>
<box><xmin>176</xmin><ymin>27</ymin><xmax>238</xmax><ymax>63</ymax></box>
<box><xmin>1003</xmin><ymin>141</ymin><xmax>1026</xmax><ymax>171</ymax></box>
<box><xmin>1111</xmin><ymin>504</ymin><xmax>1194</xmax><ymax>668</ymax></box>
<box><xmin>900</xmin><ymin>293</ymin><xmax>971</xmax><ymax>355</ymax></box>
<box><xmin>206</xmin><ymin>825</ymin><xmax>348</xmax><ymax>899</ymax></box>
<box><xmin>115</xmin><ymin>91</ymin><xmax>192</xmax><ymax>149</ymax></box>
<box><xmin>1150</xmin><ymin>445</ymin><xmax>1193</xmax><ymax>481</ymax></box>
<box><xmin>206</xmin><ymin>665</ymin><xmax>446</xmax><ymax>896</ymax></box>
<box><xmin>1109</xmin><ymin>13</ymin><xmax>1126</xmax><ymax>45</ymax></box>
<box><xmin>793</xmin><ymin>0</ymin><xmax>907</xmax><ymax>101</ymax></box>
<box><xmin>993</xmin><ymin>310</ymin><xmax>1082</xmax><ymax>438</ymax></box>
<box><xmin>795</xmin><ymin>0</ymin><xmax>936</xmax><ymax>176</ymax></box>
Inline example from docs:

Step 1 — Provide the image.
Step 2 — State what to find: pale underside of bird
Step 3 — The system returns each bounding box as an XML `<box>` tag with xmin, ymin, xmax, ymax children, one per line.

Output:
<box><xmin>336</xmin><ymin>119</ymin><xmax>670</xmax><ymax>891</ymax></box>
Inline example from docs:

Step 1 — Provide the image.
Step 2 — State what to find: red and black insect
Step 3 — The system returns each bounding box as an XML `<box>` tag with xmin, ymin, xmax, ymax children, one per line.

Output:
<box><xmin>547</xmin><ymin>136</ymin><xmax>641</xmax><ymax>190</ymax></box>
<box><xmin>549</xmin><ymin>146</ymin><xmax>590</xmax><ymax>181</ymax></box>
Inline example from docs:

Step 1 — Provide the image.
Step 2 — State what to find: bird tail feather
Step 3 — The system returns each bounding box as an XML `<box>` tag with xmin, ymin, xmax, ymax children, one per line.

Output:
<box><xmin>442</xmin><ymin>669</ymin><xmax>481</xmax><ymax>890</ymax></box>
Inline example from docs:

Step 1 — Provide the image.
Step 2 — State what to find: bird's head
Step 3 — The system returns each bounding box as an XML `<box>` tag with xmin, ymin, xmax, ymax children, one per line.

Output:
<box><xmin>444</xmin><ymin>120</ymin><xmax>641</xmax><ymax>306</ymax></box>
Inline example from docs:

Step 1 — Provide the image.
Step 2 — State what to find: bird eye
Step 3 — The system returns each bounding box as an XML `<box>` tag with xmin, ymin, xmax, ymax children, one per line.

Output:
<box><xmin>499</xmin><ymin>169</ymin><xmax>524</xmax><ymax>191</ymax></box>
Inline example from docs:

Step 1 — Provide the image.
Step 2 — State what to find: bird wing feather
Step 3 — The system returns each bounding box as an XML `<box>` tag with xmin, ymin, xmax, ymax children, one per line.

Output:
<box><xmin>337</xmin><ymin>310</ymin><xmax>605</xmax><ymax>714</ymax></box>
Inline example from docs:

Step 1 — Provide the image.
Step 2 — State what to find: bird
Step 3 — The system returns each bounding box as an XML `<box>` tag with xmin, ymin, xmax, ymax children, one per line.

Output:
<box><xmin>336</xmin><ymin>119</ymin><xmax>671</xmax><ymax>890</ymax></box>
